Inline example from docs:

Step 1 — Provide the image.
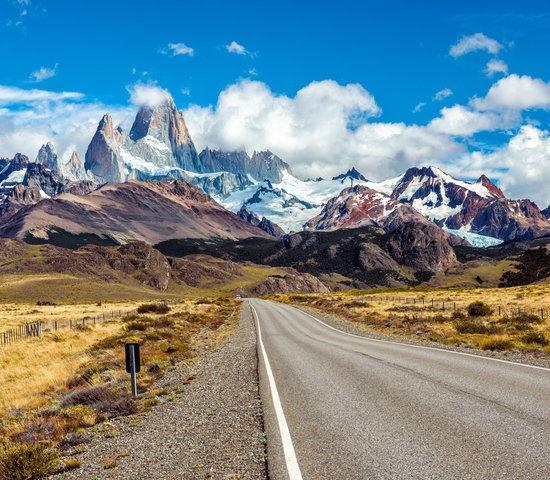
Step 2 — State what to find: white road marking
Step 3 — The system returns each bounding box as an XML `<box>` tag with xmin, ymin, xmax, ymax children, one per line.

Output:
<box><xmin>270</xmin><ymin>300</ymin><xmax>550</xmax><ymax>373</ymax></box>
<box><xmin>251</xmin><ymin>304</ymin><xmax>303</xmax><ymax>480</ymax></box>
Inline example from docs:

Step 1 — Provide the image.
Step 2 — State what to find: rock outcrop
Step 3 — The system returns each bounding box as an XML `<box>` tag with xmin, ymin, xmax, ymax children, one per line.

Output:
<box><xmin>62</xmin><ymin>152</ymin><xmax>87</xmax><ymax>181</ymax></box>
<box><xmin>84</xmin><ymin>114</ymin><xmax>127</xmax><ymax>183</ymax></box>
<box><xmin>305</xmin><ymin>185</ymin><xmax>401</xmax><ymax>231</ymax></box>
<box><xmin>250</xmin><ymin>269</ymin><xmax>330</xmax><ymax>295</ymax></box>
<box><xmin>237</xmin><ymin>206</ymin><xmax>285</xmax><ymax>238</ymax></box>
<box><xmin>198</xmin><ymin>148</ymin><xmax>292</xmax><ymax>183</ymax></box>
<box><xmin>36</xmin><ymin>142</ymin><xmax>61</xmax><ymax>172</ymax></box>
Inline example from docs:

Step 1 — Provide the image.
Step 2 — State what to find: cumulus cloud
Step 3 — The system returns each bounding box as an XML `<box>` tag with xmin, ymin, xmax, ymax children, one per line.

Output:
<box><xmin>226</xmin><ymin>41</ymin><xmax>250</xmax><ymax>56</ymax></box>
<box><xmin>433</xmin><ymin>88</ymin><xmax>453</xmax><ymax>101</ymax></box>
<box><xmin>428</xmin><ymin>105</ymin><xmax>518</xmax><ymax>136</ymax></box>
<box><xmin>450</xmin><ymin>33</ymin><xmax>502</xmax><ymax>57</ymax></box>
<box><xmin>0</xmin><ymin>85</ymin><xmax>133</xmax><ymax>162</ymax></box>
<box><xmin>183</xmin><ymin>79</ymin><xmax>461</xmax><ymax>180</ymax></box>
<box><xmin>127</xmin><ymin>82</ymin><xmax>171</xmax><ymax>107</ymax></box>
<box><xmin>162</xmin><ymin>43</ymin><xmax>194</xmax><ymax>57</ymax></box>
<box><xmin>29</xmin><ymin>63</ymin><xmax>58</xmax><ymax>83</ymax></box>
<box><xmin>485</xmin><ymin>59</ymin><xmax>508</xmax><ymax>77</ymax></box>
<box><xmin>471</xmin><ymin>74</ymin><xmax>550</xmax><ymax>111</ymax></box>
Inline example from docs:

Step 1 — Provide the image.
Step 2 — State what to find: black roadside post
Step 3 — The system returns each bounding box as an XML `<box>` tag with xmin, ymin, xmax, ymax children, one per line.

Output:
<box><xmin>125</xmin><ymin>343</ymin><xmax>141</xmax><ymax>398</ymax></box>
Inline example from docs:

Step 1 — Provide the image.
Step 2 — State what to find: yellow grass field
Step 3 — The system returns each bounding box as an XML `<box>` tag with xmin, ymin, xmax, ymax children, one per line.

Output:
<box><xmin>0</xmin><ymin>320</ymin><xmax>124</xmax><ymax>413</ymax></box>
<box><xmin>269</xmin><ymin>284</ymin><xmax>550</xmax><ymax>355</ymax></box>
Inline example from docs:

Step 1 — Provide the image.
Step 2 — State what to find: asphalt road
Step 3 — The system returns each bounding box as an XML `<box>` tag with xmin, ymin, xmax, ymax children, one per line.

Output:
<box><xmin>250</xmin><ymin>298</ymin><xmax>550</xmax><ymax>480</ymax></box>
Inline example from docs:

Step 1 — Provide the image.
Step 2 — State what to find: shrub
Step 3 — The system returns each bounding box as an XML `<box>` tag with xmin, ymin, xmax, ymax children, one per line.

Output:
<box><xmin>0</xmin><ymin>444</ymin><xmax>57</xmax><ymax>480</ymax></box>
<box><xmin>451</xmin><ymin>311</ymin><xmax>466</xmax><ymax>320</ymax></box>
<box><xmin>11</xmin><ymin>416</ymin><xmax>65</xmax><ymax>443</ymax></box>
<box><xmin>453</xmin><ymin>319</ymin><xmax>490</xmax><ymax>334</ymax></box>
<box><xmin>137</xmin><ymin>303</ymin><xmax>170</xmax><ymax>314</ymax></box>
<box><xmin>467</xmin><ymin>301</ymin><xmax>493</xmax><ymax>317</ymax></box>
<box><xmin>508</xmin><ymin>313</ymin><xmax>543</xmax><ymax>325</ymax></box>
<box><xmin>59</xmin><ymin>432</ymin><xmax>89</xmax><ymax>450</ymax></box>
<box><xmin>36</xmin><ymin>300</ymin><xmax>56</xmax><ymax>306</ymax></box>
<box><xmin>125</xmin><ymin>321</ymin><xmax>148</xmax><ymax>332</ymax></box>
<box><xmin>521</xmin><ymin>331</ymin><xmax>549</xmax><ymax>346</ymax></box>
<box><xmin>480</xmin><ymin>337</ymin><xmax>514</xmax><ymax>351</ymax></box>
<box><xmin>61</xmin><ymin>385</ymin><xmax>138</xmax><ymax>418</ymax></box>
<box><xmin>58</xmin><ymin>404</ymin><xmax>98</xmax><ymax>427</ymax></box>
<box><xmin>63</xmin><ymin>459</ymin><xmax>80</xmax><ymax>471</ymax></box>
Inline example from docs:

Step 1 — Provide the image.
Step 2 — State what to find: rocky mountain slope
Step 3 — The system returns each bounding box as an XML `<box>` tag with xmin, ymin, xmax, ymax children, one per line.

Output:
<box><xmin>0</xmin><ymin>180</ymin><xmax>271</xmax><ymax>245</ymax></box>
<box><xmin>2</xmin><ymin>92</ymin><xmax>550</xmax><ymax>251</ymax></box>
<box><xmin>156</xmin><ymin>210</ymin><xmax>463</xmax><ymax>289</ymax></box>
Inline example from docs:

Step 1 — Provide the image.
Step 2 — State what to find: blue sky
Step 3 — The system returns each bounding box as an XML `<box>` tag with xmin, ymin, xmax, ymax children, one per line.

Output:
<box><xmin>2</xmin><ymin>0</ymin><xmax>550</xmax><ymax>204</ymax></box>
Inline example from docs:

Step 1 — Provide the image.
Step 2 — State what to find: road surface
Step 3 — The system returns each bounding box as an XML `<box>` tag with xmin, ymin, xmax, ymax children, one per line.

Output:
<box><xmin>250</xmin><ymin>298</ymin><xmax>550</xmax><ymax>480</ymax></box>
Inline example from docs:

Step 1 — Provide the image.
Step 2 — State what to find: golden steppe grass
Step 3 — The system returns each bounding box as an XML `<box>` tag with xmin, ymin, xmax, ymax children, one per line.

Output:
<box><xmin>0</xmin><ymin>302</ymin><xmax>139</xmax><ymax>330</ymax></box>
<box><xmin>0</xmin><ymin>320</ymin><xmax>124</xmax><ymax>413</ymax></box>
<box><xmin>268</xmin><ymin>285</ymin><xmax>550</xmax><ymax>355</ymax></box>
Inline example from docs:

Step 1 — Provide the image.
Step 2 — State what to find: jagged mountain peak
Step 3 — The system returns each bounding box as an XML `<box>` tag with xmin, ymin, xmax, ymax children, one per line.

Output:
<box><xmin>476</xmin><ymin>174</ymin><xmax>505</xmax><ymax>199</ymax></box>
<box><xmin>36</xmin><ymin>142</ymin><xmax>59</xmax><ymax>171</ymax></box>
<box><xmin>332</xmin><ymin>167</ymin><xmax>368</xmax><ymax>182</ymax></box>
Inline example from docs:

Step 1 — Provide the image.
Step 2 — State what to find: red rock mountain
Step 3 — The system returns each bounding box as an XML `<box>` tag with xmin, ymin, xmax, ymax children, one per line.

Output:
<box><xmin>0</xmin><ymin>180</ymin><xmax>271</xmax><ymax>244</ymax></box>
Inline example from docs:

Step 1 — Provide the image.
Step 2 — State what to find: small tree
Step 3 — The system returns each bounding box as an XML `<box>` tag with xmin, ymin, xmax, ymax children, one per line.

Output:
<box><xmin>467</xmin><ymin>301</ymin><xmax>493</xmax><ymax>317</ymax></box>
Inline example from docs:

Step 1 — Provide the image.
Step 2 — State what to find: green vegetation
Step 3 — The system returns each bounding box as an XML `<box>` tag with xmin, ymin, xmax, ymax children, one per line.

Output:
<box><xmin>137</xmin><ymin>303</ymin><xmax>171</xmax><ymax>314</ymax></box>
<box><xmin>467</xmin><ymin>301</ymin><xmax>493</xmax><ymax>317</ymax></box>
<box><xmin>0</xmin><ymin>444</ymin><xmax>57</xmax><ymax>480</ymax></box>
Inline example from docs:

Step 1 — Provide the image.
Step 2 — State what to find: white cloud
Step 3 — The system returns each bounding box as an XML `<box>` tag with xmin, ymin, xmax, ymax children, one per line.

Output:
<box><xmin>226</xmin><ymin>41</ymin><xmax>250</xmax><ymax>56</ymax></box>
<box><xmin>29</xmin><ymin>63</ymin><xmax>58</xmax><ymax>83</ymax></box>
<box><xmin>248</xmin><ymin>68</ymin><xmax>258</xmax><ymax>76</ymax></box>
<box><xmin>428</xmin><ymin>104</ymin><xmax>515</xmax><ymax>136</ymax></box>
<box><xmin>183</xmin><ymin>79</ymin><xmax>461</xmax><ymax>180</ymax></box>
<box><xmin>162</xmin><ymin>43</ymin><xmax>194</xmax><ymax>57</ymax></box>
<box><xmin>472</xmin><ymin>74</ymin><xmax>550</xmax><ymax>111</ymax></box>
<box><xmin>433</xmin><ymin>88</ymin><xmax>453</xmax><ymax>101</ymax></box>
<box><xmin>485</xmin><ymin>59</ymin><xmax>508</xmax><ymax>77</ymax></box>
<box><xmin>0</xmin><ymin>85</ymin><xmax>82</xmax><ymax>105</ymax></box>
<box><xmin>413</xmin><ymin>102</ymin><xmax>426</xmax><ymax>113</ymax></box>
<box><xmin>0</xmin><ymin>85</ymin><xmax>134</xmax><ymax>163</ymax></box>
<box><xmin>450</xmin><ymin>33</ymin><xmax>502</xmax><ymax>57</ymax></box>
<box><xmin>446</xmin><ymin>125</ymin><xmax>550</xmax><ymax>206</ymax></box>
<box><xmin>127</xmin><ymin>82</ymin><xmax>171</xmax><ymax>107</ymax></box>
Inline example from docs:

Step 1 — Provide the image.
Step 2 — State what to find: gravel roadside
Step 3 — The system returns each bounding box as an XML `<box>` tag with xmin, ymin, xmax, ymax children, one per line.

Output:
<box><xmin>289</xmin><ymin>303</ymin><xmax>550</xmax><ymax>369</ymax></box>
<box><xmin>53</xmin><ymin>303</ymin><xmax>267</xmax><ymax>480</ymax></box>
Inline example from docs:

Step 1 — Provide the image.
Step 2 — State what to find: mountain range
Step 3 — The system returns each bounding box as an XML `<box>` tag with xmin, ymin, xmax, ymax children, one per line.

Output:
<box><xmin>2</xmin><ymin>92</ymin><xmax>550</xmax><ymax>288</ymax></box>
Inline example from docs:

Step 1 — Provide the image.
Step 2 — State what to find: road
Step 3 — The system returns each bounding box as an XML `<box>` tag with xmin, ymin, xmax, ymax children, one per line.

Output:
<box><xmin>250</xmin><ymin>298</ymin><xmax>550</xmax><ymax>480</ymax></box>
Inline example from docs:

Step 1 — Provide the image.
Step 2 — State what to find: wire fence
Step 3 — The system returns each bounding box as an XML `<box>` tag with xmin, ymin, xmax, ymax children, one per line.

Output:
<box><xmin>0</xmin><ymin>308</ymin><xmax>138</xmax><ymax>347</ymax></box>
<box><xmin>358</xmin><ymin>295</ymin><xmax>550</xmax><ymax>320</ymax></box>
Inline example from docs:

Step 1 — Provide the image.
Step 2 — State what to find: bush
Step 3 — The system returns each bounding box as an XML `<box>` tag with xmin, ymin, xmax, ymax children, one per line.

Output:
<box><xmin>467</xmin><ymin>301</ymin><xmax>493</xmax><ymax>317</ymax></box>
<box><xmin>521</xmin><ymin>331</ymin><xmax>549</xmax><ymax>346</ymax></box>
<box><xmin>10</xmin><ymin>416</ymin><xmax>65</xmax><ymax>444</ymax></box>
<box><xmin>451</xmin><ymin>311</ymin><xmax>466</xmax><ymax>320</ymax></box>
<box><xmin>508</xmin><ymin>313</ymin><xmax>543</xmax><ymax>325</ymax></box>
<box><xmin>453</xmin><ymin>319</ymin><xmax>491</xmax><ymax>334</ymax></box>
<box><xmin>480</xmin><ymin>337</ymin><xmax>514</xmax><ymax>351</ymax></box>
<box><xmin>0</xmin><ymin>444</ymin><xmax>57</xmax><ymax>480</ymax></box>
<box><xmin>137</xmin><ymin>303</ymin><xmax>170</xmax><ymax>314</ymax></box>
<box><xmin>36</xmin><ymin>300</ymin><xmax>56</xmax><ymax>306</ymax></box>
<box><xmin>61</xmin><ymin>385</ymin><xmax>138</xmax><ymax>418</ymax></box>
<box><xmin>59</xmin><ymin>432</ymin><xmax>89</xmax><ymax>450</ymax></box>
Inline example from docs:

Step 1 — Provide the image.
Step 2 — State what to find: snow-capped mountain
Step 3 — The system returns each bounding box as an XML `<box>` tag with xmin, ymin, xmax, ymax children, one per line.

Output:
<box><xmin>2</xmin><ymin>92</ymin><xmax>550</xmax><ymax>248</ymax></box>
<box><xmin>304</xmin><ymin>185</ymin><xmax>402</xmax><ymax>231</ymax></box>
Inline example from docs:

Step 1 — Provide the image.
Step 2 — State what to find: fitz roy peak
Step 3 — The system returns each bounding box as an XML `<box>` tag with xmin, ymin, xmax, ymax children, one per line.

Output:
<box><xmin>84</xmin><ymin>97</ymin><xmax>199</xmax><ymax>182</ymax></box>
<box><xmin>2</xmin><ymin>91</ymin><xmax>550</xmax><ymax>248</ymax></box>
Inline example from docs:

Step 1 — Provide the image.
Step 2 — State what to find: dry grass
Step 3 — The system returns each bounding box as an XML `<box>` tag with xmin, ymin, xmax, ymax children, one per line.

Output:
<box><xmin>0</xmin><ymin>297</ymin><xmax>241</xmax><ymax>478</ymax></box>
<box><xmin>268</xmin><ymin>285</ymin><xmax>550</xmax><ymax>356</ymax></box>
<box><xmin>0</xmin><ymin>321</ymin><xmax>124</xmax><ymax>413</ymax></box>
<box><xmin>0</xmin><ymin>302</ymin><xmax>139</xmax><ymax>330</ymax></box>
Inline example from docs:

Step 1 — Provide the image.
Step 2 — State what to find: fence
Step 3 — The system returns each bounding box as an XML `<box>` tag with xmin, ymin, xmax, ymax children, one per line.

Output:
<box><xmin>0</xmin><ymin>308</ymin><xmax>138</xmax><ymax>347</ymax></box>
<box><xmin>357</xmin><ymin>295</ymin><xmax>550</xmax><ymax>320</ymax></box>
